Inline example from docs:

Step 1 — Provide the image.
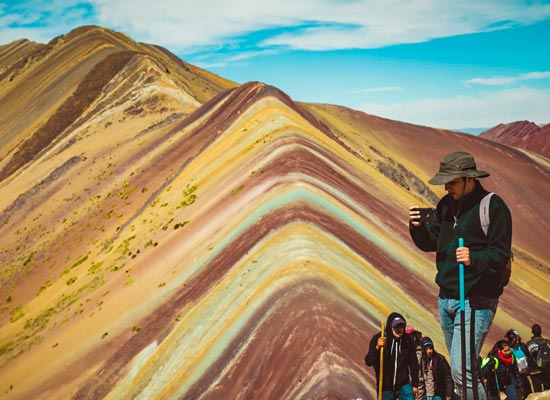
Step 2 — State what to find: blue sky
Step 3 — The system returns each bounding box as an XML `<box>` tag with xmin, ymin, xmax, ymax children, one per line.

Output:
<box><xmin>1</xmin><ymin>0</ymin><xmax>550</xmax><ymax>130</ymax></box>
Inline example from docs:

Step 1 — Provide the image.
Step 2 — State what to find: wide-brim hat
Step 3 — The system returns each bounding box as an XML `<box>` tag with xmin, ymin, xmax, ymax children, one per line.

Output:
<box><xmin>428</xmin><ymin>151</ymin><xmax>490</xmax><ymax>185</ymax></box>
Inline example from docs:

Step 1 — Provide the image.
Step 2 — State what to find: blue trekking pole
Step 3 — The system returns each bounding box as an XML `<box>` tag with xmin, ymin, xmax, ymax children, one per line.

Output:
<box><xmin>459</xmin><ymin>237</ymin><xmax>467</xmax><ymax>399</ymax></box>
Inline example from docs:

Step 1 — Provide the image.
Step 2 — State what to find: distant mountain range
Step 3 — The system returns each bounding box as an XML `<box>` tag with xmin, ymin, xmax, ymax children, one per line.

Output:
<box><xmin>480</xmin><ymin>121</ymin><xmax>550</xmax><ymax>158</ymax></box>
<box><xmin>454</xmin><ymin>122</ymin><xmax>549</xmax><ymax>157</ymax></box>
<box><xmin>454</xmin><ymin>127</ymin><xmax>491</xmax><ymax>135</ymax></box>
<box><xmin>0</xmin><ymin>26</ymin><xmax>548</xmax><ymax>400</ymax></box>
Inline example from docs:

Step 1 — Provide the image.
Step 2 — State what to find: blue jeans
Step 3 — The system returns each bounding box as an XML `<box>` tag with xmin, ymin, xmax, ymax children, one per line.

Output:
<box><xmin>438</xmin><ymin>297</ymin><xmax>498</xmax><ymax>400</ymax></box>
<box><xmin>382</xmin><ymin>383</ymin><xmax>414</xmax><ymax>400</ymax></box>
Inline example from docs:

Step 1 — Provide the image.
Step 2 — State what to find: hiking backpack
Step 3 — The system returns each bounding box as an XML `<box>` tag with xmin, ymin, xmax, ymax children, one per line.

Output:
<box><xmin>511</xmin><ymin>346</ymin><xmax>529</xmax><ymax>374</ymax></box>
<box><xmin>479</xmin><ymin>193</ymin><xmax>512</xmax><ymax>288</ymax></box>
<box><xmin>536</xmin><ymin>339</ymin><xmax>550</xmax><ymax>372</ymax></box>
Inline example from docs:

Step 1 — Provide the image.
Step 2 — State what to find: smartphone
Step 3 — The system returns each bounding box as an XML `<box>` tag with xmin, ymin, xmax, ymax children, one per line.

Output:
<box><xmin>413</xmin><ymin>207</ymin><xmax>436</xmax><ymax>223</ymax></box>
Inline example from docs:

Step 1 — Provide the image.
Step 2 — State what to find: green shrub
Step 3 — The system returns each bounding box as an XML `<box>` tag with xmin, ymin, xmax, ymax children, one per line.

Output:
<box><xmin>9</xmin><ymin>306</ymin><xmax>24</xmax><ymax>323</ymax></box>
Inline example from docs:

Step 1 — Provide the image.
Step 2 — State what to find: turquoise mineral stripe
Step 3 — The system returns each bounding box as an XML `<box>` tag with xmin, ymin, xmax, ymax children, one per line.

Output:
<box><xmin>174</xmin><ymin>185</ymin><xmax>406</xmax><ymax>289</ymax></box>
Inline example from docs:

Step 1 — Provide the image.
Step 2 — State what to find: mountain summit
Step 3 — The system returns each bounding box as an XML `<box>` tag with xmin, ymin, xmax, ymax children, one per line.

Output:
<box><xmin>480</xmin><ymin>120</ymin><xmax>550</xmax><ymax>158</ymax></box>
<box><xmin>0</xmin><ymin>26</ymin><xmax>548</xmax><ymax>400</ymax></box>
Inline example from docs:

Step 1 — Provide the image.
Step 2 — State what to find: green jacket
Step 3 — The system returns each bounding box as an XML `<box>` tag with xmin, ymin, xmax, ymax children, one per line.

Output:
<box><xmin>410</xmin><ymin>181</ymin><xmax>512</xmax><ymax>299</ymax></box>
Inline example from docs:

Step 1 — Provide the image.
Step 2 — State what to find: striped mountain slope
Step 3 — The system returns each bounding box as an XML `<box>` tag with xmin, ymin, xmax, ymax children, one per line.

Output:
<box><xmin>0</xmin><ymin>27</ymin><xmax>548</xmax><ymax>400</ymax></box>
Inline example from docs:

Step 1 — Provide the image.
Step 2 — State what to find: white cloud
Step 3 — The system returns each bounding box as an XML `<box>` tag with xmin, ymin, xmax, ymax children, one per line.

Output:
<box><xmin>225</xmin><ymin>49</ymin><xmax>280</xmax><ymax>62</ymax></box>
<box><xmin>90</xmin><ymin>0</ymin><xmax>321</xmax><ymax>52</ymax></box>
<box><xmin>0</xmin><ymin>0</ymin><xmax>97</xmax><ymax>44</ymax></box>
<box><xmin>2</xmin><ymin>1</ymin><xmax>550</xmax><ymax>53</ymax></box>
<box><xmin>89</xmin><ymin>0</ymin><xmax>550</xmax><ymax>52</ymax></box>
<box><xmin>467</xmin><ymin>77</ymin><xmax>518</xmax><ymax>85</ymax></box>
<box><xmin>467</xmin><ymin>71</ymin><xmax>550</xmax><ymax>85</ymax></box>
<box><xmin>358</xmin><ymin>87</ymin><xmax>550</xmax><ymax>129</ymax></box>
<box><xmin>194</xmin><ymin>49</ymin><xmax>280</xmax><ymax>68</ymax></box>
<box><xmin>259</xmin><ymin>0</ymin><xmax>550</xmax><ymax>50</ymax></box>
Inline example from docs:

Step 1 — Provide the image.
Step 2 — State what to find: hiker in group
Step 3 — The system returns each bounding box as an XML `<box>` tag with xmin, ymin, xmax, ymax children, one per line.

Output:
<box><xmin>420</xmin><ymin>336</ymin><xmax>453</xmax><ymax>400</ymax></box>
<box><xmin>505</xmin><ymin>328</ymin><xmax>534</xmax><ymax>397</ymax></box>
<box><xmin>526</xmin><ymin>324</ymin><xmax>550</xmax><ymax>392</ymax></box>
<box><xmin>406</xmin><ymin>325</ymin><xmax>426</xmax><ymax>399</ymax></box>
<box><xmin>481</xmin><ymin>339</ymin><xmax>523</xmax><ymax>400</ymax></box>
<box><xmin>365</xmin><ymin>312</ymin><xmax>419</xmax><ymax>399</ymax></box>
<box><xmin>408</xmin><ymin>152</ymin><xmax>513</xmax><ymax>400</ymax></box>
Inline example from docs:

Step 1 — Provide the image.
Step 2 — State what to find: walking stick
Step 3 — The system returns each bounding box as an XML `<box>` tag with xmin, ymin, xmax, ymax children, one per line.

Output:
<box><xmin>459</xmin><ymin>237</ymin><xmax>467</xmax><ymax>399</ymax></box>
<box><xmin>379</xmin><ymin>321</ymin><xmax>385</xmax><ymax>400</ymax></box>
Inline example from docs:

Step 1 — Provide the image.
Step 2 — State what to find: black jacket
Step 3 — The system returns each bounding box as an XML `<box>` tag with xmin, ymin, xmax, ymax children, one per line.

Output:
<box><xmin>365</xmin><ymin>312</ymin><xmax>419</xmax><ymax>392</ymax></box>
<box><xmin>421</xmin><ymin>351</ymin><xmax>453</xmax><ymax>397</ymax></box>
<box><xmin>410</xmin><ymin>181</ymin><xmax>512</xmax><ymax>300</ymax></box>
<box><xmin>482</xmin><ymin>353</ymin><xmax>523</xmax><ymax>395</ymax></box>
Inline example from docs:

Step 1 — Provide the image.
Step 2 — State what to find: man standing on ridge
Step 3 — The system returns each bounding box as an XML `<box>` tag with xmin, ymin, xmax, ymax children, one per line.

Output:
<box><xmin>408</xmin><ymin>152</ymin><xmax>513</xmax><ymax>400</ymax></box>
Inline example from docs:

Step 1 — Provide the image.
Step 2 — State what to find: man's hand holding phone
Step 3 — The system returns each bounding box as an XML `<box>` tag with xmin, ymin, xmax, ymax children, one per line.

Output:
<box><xmin>409</xmin><ymin>206</ymin><xmax>436</xmax><ymax>226</ymax></box>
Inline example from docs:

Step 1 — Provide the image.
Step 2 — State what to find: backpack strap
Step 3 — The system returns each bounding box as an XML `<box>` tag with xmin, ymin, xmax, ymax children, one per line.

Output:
<box><xmin>480</xmin><ymin>193</ymin><xmax>495</xmax><ymax>236</ymax></box>
<box><xmin>481</xmin><ymin>356</ymin><xmax>498</xmax><ymax>370</ymax></box>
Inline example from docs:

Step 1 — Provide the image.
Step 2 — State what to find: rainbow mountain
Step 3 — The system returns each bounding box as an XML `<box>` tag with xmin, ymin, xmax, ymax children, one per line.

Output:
<box><xmin>0</xmin><ymin>26</ymin><xmax>548</xmax><ymax>400</ymax></box>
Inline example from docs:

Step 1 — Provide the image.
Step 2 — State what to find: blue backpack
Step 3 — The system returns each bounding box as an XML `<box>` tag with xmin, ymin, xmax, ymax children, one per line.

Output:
<box><xmin>511</xmin><ymin>346</ymin><xmax>529</xmax><ymax>374</ymax></box>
